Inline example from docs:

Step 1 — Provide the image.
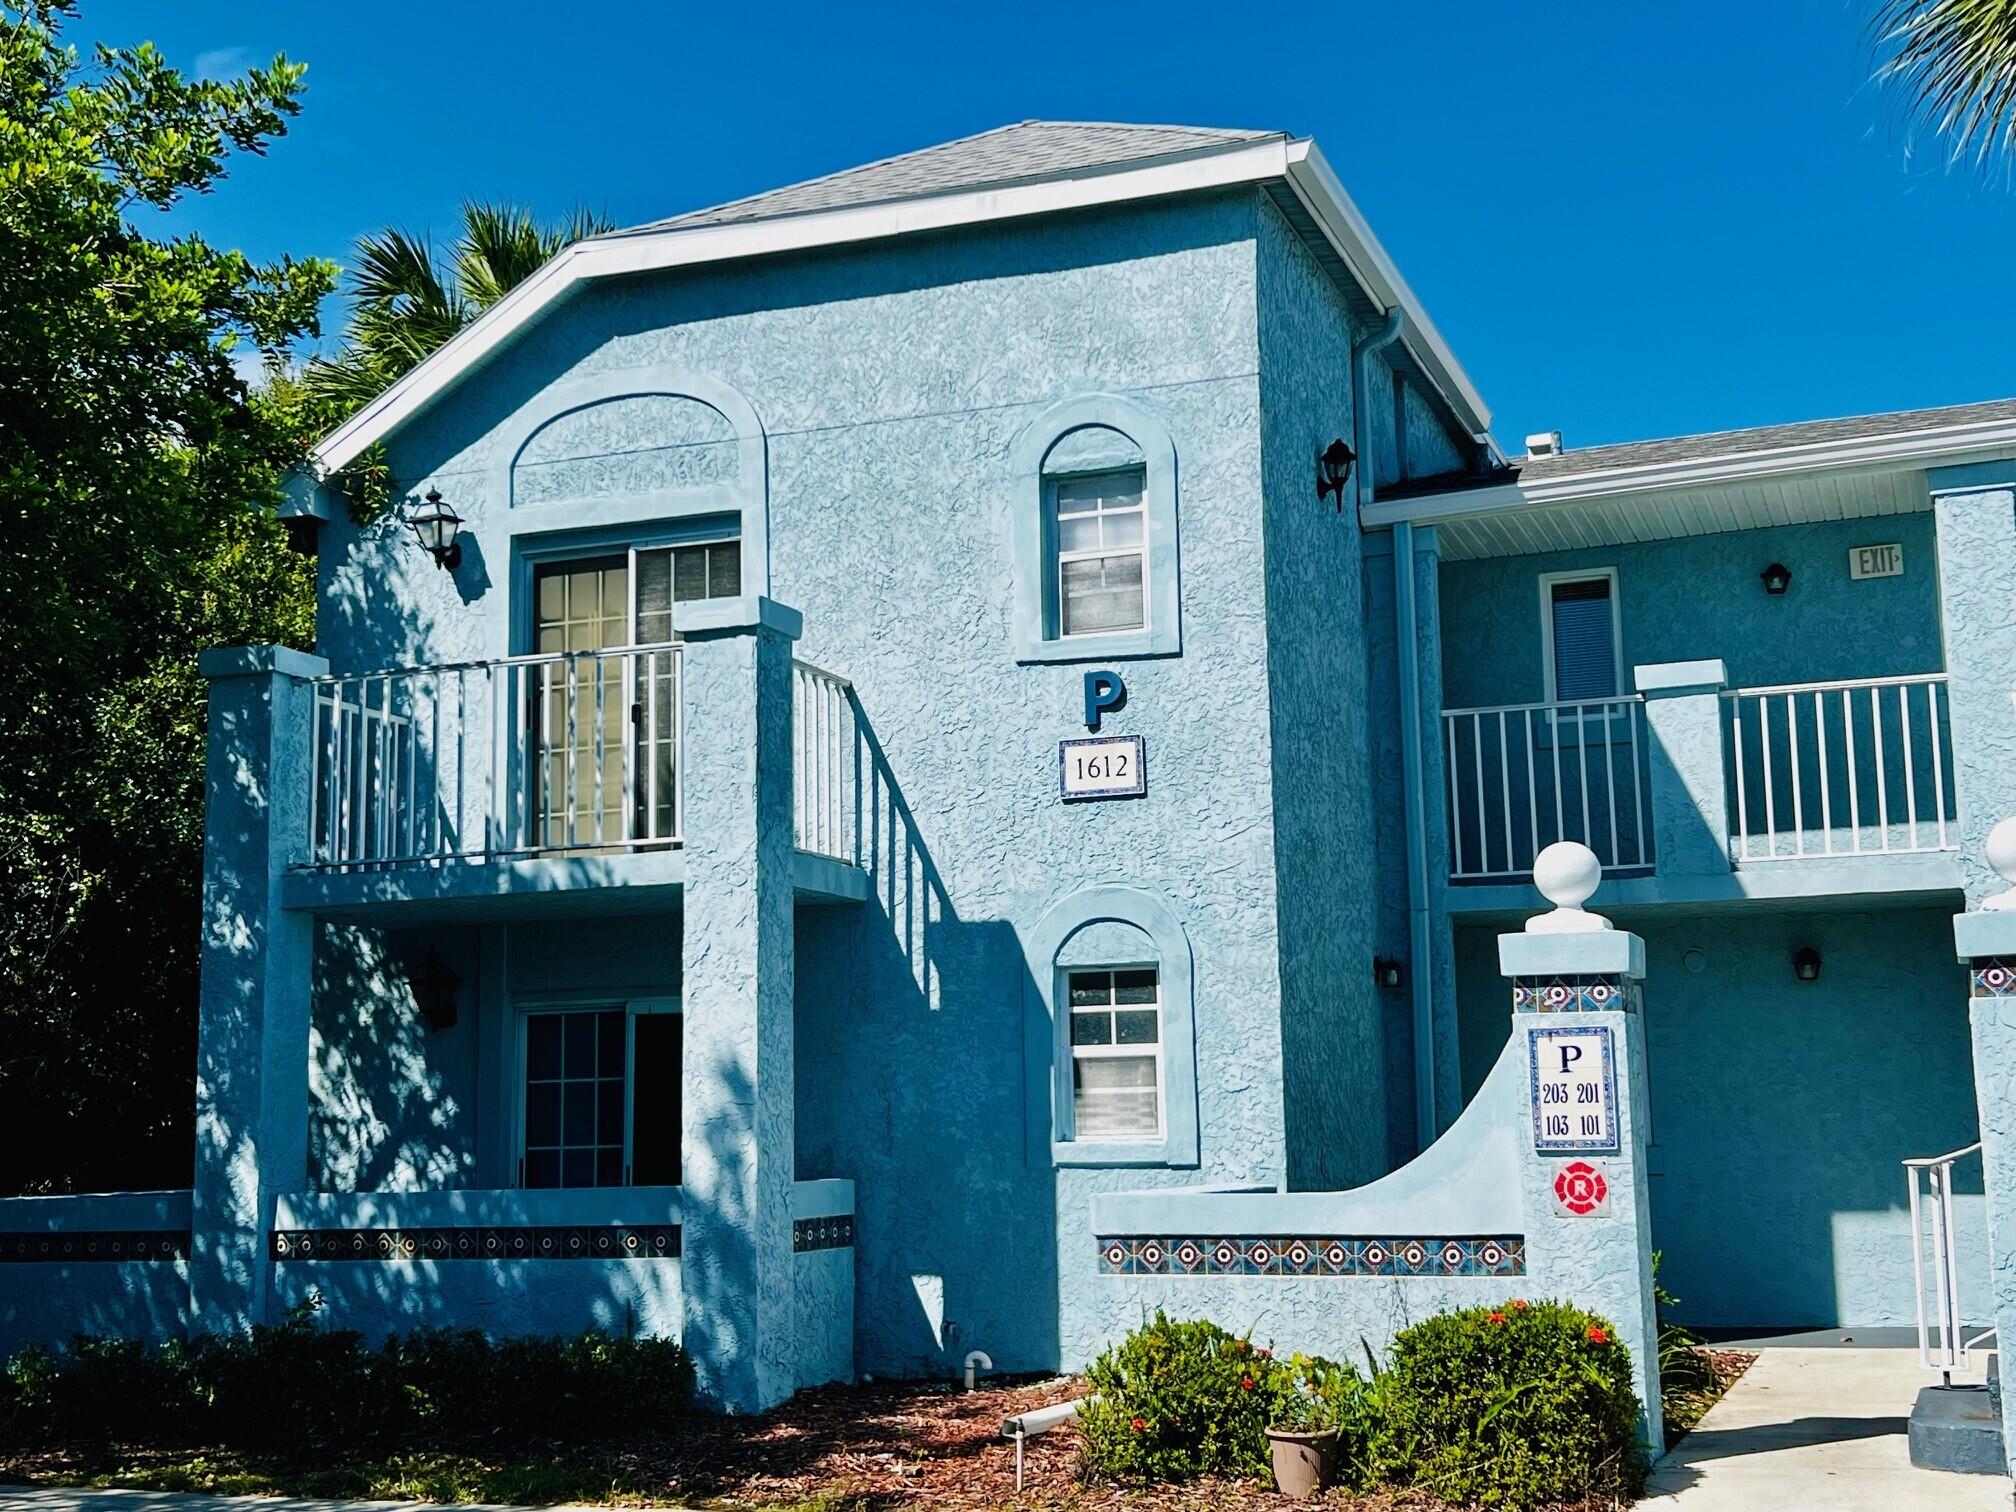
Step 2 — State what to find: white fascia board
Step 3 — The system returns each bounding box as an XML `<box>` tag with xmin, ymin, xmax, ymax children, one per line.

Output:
<box><xmin>1363</xmin><ymin>414</ymin><xmax>2016</xmax><ymax>529</ymax></box>
<box><xmin>311</xmin><ymin>138</ymin><xmax>1299</xmax><ymax>475</ymax></box>
<box><xmin>1281</xmin><ymin>140</ymin><xmax>1493</xmax><ymax>440</ymax></box>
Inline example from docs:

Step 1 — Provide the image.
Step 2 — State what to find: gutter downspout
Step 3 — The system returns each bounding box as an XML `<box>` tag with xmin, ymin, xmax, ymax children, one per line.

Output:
<box><xmin>1352</xmin><ymin>307</ymin><xmax>1437</xmax><ymax>1154</ymax></box>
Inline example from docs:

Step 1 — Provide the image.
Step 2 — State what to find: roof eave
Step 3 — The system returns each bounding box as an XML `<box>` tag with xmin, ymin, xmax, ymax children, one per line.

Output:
<box><xmin>1361</xmin><ymin>413</ymin><xmax>2016</xmax><ymax>531</ymax></box>
<box><xmin>310</xmin><ymin>132</ymin><xmax>1494</xmax><ymax>474</ymax></box>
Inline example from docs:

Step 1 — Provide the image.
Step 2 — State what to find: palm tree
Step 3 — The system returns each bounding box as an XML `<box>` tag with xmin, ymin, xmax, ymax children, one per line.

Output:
<box><xmin>304</xmin><ymin>201</ymin><xmax>611</xmax><ymax>414</ymax></box>
<box><xmin>1869</xmin><ymin>0</ymin><xmax>2016</xmax><ymax>169</ymax></box>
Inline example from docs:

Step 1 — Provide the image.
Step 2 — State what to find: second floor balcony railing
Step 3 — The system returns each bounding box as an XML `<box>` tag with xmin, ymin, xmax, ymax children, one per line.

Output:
<box><xmin>305</xmin><ymin>647</ymin><xmax>856</xmax><ymax>872</ymax></box>
<box><xmin>1721</xmin><ymin>673</ymin><xmax>1956</xmax><ymax>861</ymax></box>
<box><xmin>1444</xmin><ymin>695</ymin><xmax>1654</xmax><ymax>880</ymax></box>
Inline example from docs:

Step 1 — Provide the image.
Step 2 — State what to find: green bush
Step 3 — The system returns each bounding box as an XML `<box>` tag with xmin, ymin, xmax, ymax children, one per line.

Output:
<box><xmin>1369</xmin><ymin>1298</ymin><xmax>1643</xmax><ymax>1509</ymax></box>
<box><xmin>1078</xmin><ymin>1312</ymin><xmax>1293</xmax><ymax>1483</ymax></box>
<box><xmin>0</xmin><ymin>1300</ymin><xmax>693</xmax><ymax>1453</ymax></box>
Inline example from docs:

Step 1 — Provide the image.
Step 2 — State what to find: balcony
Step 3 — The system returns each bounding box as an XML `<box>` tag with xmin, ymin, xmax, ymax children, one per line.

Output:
<box><xmin>1443</xmin><ymin>664</ymin><xmax>1962</xmax><ymax>911</ymax></box>
<box><xmin>279</xmin><ymin>644</ymin><xmax>865</xmax><ymax>917</ymax></box>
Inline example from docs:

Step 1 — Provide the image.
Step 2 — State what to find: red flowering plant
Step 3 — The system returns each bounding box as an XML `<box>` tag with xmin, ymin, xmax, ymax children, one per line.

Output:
<box><xmin>1079</xmin><ymin>1313</ymin><xmax>1297</xmax><ymax>1483</ymax></box>
<box><xmin>1367</xmin><ymin>1299</ymin><xmax>1643</xmax><ymax>1510</ymax></box>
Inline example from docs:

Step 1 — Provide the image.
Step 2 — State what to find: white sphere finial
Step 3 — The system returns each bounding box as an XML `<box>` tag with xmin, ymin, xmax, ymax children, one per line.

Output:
<box><xmin>1527</xmin><ymin>841</ymin><xmax>1612</xmax><ymax>933</ymax></box>
<box><xmin>1984</xmin><ymin>817</ymin><xmax>2016</xmax><ymax>910</ymax></box>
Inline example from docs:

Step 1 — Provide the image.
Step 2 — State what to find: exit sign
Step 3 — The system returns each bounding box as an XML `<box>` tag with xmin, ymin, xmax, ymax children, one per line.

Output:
<box><xmin>1849</xmin><ymin>543</ymin><xmax>1903</xmax><ymax>580</ymax></box>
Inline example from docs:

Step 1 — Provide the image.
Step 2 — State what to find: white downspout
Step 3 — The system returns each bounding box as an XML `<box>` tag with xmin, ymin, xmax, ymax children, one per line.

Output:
<box><xmin>1352</xmin><ymin>307</ymin><xmax>1437</xmax><ymax>1153</ymax></box>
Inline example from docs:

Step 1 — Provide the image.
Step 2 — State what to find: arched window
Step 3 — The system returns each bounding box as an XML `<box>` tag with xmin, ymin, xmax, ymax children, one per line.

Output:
<box><xmin>1021</xmin><ymin>886</ymin><xmax>1198</xmax><ymax>1168</ymax></box>
<box><xmin>1010</xmin><ymin>396</ymin><xmax>1180</xmax><ymax>662</ymax></box>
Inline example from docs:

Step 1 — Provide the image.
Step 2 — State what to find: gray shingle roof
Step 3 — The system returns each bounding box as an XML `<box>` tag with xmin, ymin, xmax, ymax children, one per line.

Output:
<box><xmin>618</xmin><ymin>121</ymin><xmax>1283</xmax><ymax>234</ymax></box>
<box><xmin>1513</xmin><ymin>396</ymin><xmax>2016</xmax><ymax>481</ymax></box>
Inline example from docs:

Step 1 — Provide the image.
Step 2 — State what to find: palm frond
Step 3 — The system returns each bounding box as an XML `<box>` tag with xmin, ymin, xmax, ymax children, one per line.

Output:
<box><xmin>454</xmin><ymin>201</ymin><xmax>615</xmax><ymax>309</ymax></box>
<box><xmin>1869</xmin><ymin>0</ymin><xmax>2016</xmax><ymax>169</ymax></box>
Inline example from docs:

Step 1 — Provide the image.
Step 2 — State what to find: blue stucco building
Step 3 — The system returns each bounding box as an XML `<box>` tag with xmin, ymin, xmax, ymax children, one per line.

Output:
<box><xmin>9</xmin><ymin>121</ymin><xmax>2016</xmax><ymax>1457</ymax></box>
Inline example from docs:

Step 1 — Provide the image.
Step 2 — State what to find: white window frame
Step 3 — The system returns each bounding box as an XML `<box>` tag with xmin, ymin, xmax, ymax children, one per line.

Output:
<box><xmin>1046</xmin><ymin>466</ymin><xmax>1149</xmax><ymax>641</ymax></box>
<box><xmin>530</xmin><ymin>533</ymin><xmax>742</xmax><ymax>653</ymax></box>
<box><xmin>511</xmin><ymin>995</ymin><xmax>680</xmax><ymax>1189</ymax></box>
<box><xmin>1063</xmin><ymin>964</ymin><xmax>1165</xmax><ymax>1144</ymax></box>
<box><xmin>1537</xmin><ymin>567</ymin><xmax>1624</xmax><ymax>708</ymax></box>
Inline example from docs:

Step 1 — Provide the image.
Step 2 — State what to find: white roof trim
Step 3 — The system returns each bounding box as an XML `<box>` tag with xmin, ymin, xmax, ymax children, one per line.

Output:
<box><xmin>1280</xmin><ymin>141</ymin><xmax>1491</xmax><ymax>440</ymax></box>
<box><xmin>1363</xmin><ymin>411</ymin><xmax>2016</xmax><ymax>531</ymax></box>
<box><xmin>310</xmin><ymin>135</ymin><xmax>1491</xmax><ymax>475</ymax></box>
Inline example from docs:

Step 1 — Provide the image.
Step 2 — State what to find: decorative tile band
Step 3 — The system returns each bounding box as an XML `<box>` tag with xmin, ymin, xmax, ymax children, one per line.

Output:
<box><xmin>1</xmin><ymin>1230</ymin><xmax>190</xmax><ymax>1263</ymax></box>
<box><xmin>271</xmin><ymin>1225</ymin><xmax>680</xmax><ymax>1262</ymax></box>
<box><xmin>1513</xmin><ymin>975</ymin><xmax>1639</xmax><ymax>1014</ymax></box>
<box><xmin>1097</xmin><ymin>1235</ymin><xmax>1525</xmax><ymax>1278</ymax></box>
<box><xmin>793</xmin><ymin>1215</ymin><xmax>855</xmax><ymax>1253</ymax></box>
<box><xmin>1971</xmin><ymin>958</ymin><xmax>2016</xmax><ymax>998</ymax></box>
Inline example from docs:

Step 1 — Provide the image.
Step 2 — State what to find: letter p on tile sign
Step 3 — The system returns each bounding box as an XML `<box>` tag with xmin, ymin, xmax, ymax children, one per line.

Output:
<box><xmin>1529</xmin><ymin>1025</ymin><xmax>1619</xmax><ymax>1154</ymax></box>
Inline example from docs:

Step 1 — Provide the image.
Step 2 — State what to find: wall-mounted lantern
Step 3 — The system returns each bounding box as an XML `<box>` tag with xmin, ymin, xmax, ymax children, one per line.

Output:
<box><xmin>1760</xmin><ymin>562</ymin><xmax>1792</xmax><ymax>596</ymax></box>
<box><xmin>1792</xmin><ymin>946</ymin><xmax>1822</xmax><ymax>983</ymax></box>
<box><xmin>1373</xmin><ymin>955</ymin><xmax>1404</xmax><ymax>989</ymax></box>
<box><xmin>406</xmin><ymin>489</ymin><xmax>463</xmax><ymax>571</ymax></box>
<box><xmin>1317</xmin><ymin>439</ymin><xmax>1357</xmax><ymax>509</ymax></box>
<box><xmin>408</xmin><ymin>947</ymin><xmax>460</xmax><ymax>1031</ymax></box>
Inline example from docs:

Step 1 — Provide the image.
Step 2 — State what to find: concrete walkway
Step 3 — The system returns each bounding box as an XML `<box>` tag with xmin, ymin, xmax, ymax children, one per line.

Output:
<box><xmin>1642</xmin><ymin>1347</ymin><xmax>2010</xmax><ymax>1510</ymax></box>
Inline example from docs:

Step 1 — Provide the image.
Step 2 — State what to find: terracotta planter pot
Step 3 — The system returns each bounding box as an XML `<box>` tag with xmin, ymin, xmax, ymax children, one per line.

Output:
<box><xmin>1266</xmin><ymin>1427</ymin><xmax>1340</xmax><ymax>1500</ymax></box>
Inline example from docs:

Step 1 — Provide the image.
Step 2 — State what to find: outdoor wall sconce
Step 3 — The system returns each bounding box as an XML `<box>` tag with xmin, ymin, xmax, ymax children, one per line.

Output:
<box><xmin>1760</xmin><ymin>562</ymin><xmax>1792</xmax><ymax>596</ymax></box>
<box><xmin>1373</xmin><ymin>955</ymin><xmax>1404</xmax><ymax>989</ymax></box>
<box><xmin>408</xmin><ymin>947</ymin><xmax>460</xmax><ymax>1032</ymax></box>
<box><xmin>1317</xmin><ymin>438</ymin><xmax>1357</xmax><ymax>509</ymax></box>
<box><xmin>1792</xmin><ymin>946</ymin><xmax>1822</xmax><ymax>983</ymax></box>
<box><xmin>406</xmin><ymin>488</ymin><xmax>463</xmax><ymax>571</ymax></box>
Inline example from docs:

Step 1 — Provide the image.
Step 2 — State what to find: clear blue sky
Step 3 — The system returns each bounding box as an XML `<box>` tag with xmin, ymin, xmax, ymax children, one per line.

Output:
<box><xmin>99</xmin><ymin>0</ymin><xmax>2016</xmax><ymax>452</ymax></box>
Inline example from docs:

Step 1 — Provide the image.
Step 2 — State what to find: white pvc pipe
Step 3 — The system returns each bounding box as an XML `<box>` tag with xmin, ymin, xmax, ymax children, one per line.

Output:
<box><xmin>963</xmin><ymin>1349</ymin><xmax>992</xmax><ymax>1391</ymax></box>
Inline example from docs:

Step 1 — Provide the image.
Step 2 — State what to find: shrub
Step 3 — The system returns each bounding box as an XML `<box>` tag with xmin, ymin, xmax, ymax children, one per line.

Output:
<box><xmin>1078</xmin><ymin>1312</ymin><xmax>1290</xmax><ymax>1483</ymax></box>
<box><xmin>1268</xmin><ymin>1352</ymin><xmax>1378</xmax><ymax>1470</ymax></box>
<box><xmin>1369</xmin><ymin>1298</ymin><xmax>1643</xmax><ymax>1509</ymax></box>
<box><xmin>0</xmin><ymin>1305</ymin><xmax>693</xmax><ymax>1454</ymax></box>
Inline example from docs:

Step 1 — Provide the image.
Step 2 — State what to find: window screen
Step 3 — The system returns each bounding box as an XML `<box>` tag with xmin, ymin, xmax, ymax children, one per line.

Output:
<box><xmin>1548</xmin><ymin>576</ymin><xmax>1618</xmax><ymax>702</ymax></box>
<box><xmin>523</xmin><ymin>1009</ymin><xmax>627</xmax><ymax>1189</ymax></box>
<box><xmin>1051</xmin><ymin>469</ymin><xmax>1146</xmax><ymax>636</ymax></box>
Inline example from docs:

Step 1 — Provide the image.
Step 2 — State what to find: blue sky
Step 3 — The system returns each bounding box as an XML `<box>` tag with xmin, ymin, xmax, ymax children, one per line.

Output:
<box><xmin>99</xmin><ymin>0</ymin><xmax>2016</xmax><ymax>452</ymax></box>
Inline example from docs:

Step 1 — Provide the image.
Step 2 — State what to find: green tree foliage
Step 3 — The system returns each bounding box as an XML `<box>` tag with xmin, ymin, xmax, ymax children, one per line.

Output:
<box><xmin>1869</xmin><ymin>0</ymin><xmax>2016</xmax><ymax>169</ymax></box>
<box><xmin>0</xmin><ymin>1</ymin><xmax>335</xmax><ymax>1192</ymax></box>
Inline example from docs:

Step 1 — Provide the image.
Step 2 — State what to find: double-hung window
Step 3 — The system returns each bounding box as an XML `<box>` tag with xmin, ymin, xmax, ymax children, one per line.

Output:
<box><xmin>1049</xmin><ymin>469</ymin><xmax>1147</xmax><ymax>637</ymax></box>
<box><xmin>519</xmin><ymin>1002</ymin><xmax>680</xmax><ymax>1189</ymax></box>
<box><xmin>1541</xmin><ymin>570</ymin><xmax>1622</xmax><ymax>705</ymax></box>
<box><xmin>1067</xmin><ymin>967</ymin><xmax>1162</xmax><ymax>1141</ymax></box>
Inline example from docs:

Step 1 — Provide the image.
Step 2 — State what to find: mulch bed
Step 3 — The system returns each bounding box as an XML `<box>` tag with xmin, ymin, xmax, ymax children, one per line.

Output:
<box><xmin>0</xmin><ymin>1372</ymin><xmax>1665</xmax><ymax>1509</ymax></box>
<box><xmin>1661</xmin><ymin>1348</ymin><xmax>1757</xmax><ymax>1446</ymax></box>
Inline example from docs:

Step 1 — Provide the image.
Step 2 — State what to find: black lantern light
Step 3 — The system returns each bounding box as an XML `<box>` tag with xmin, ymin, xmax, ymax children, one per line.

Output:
<box><xmin>1373</xmin><ymin>955</ymin><xmax>1404</xmax><ymax>989</ymax></box>
<box><xmin>1760</xmin><ymin>562</ymin><xmax>1792</xmax><ymax>596</ymax></box>
<box><xmin>409</xmin><ymin>947</ymin><xmax>460</xmax><ymax>1031</ymax></box>
<box><xmin>1792</xmin><ymin>946</ymin><xmax>1822</xmax><ymax>983</ymax></box>
<box><xmin>406</xmin><ymin>489</ymin><xmax>464</xmax><ymax>571</ymax></box>
<box><xmin>1317</xmin><ymin>438</ymin><xmax>1357</xmax><ymax>508</ymax></box>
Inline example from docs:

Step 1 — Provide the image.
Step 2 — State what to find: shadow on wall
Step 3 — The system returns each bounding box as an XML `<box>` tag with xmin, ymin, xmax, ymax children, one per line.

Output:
<box><xmin>796</xmin><ymin>700</ymin><xmax>1059</xmax><ymax>1379</ymax></box>
<box><xmin>310</xmin><ymin>922</ymin><xmax>477</xmax><ymax>1194</ymax></box>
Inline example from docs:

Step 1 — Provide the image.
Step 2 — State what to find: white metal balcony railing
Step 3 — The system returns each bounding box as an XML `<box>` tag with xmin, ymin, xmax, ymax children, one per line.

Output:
<box><xmin>1722</xmin><ymin>674</ymin><xmax>1956</xmax><ymax>862</ymax></box>
<box><xmin>1443</xmin><ymin>696</ymin><xmax>1653</xmax><ymax>880</ymax></box>
<box><xmin>304</xmin><ymin>648</ymin><xmax>855</xmax><ymax>871</ymax></box>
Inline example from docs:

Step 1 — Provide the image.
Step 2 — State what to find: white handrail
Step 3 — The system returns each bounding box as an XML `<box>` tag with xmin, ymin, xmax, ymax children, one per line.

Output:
<box><xmin>1722</xmin><ymin>673</ymin><xmax>1954</xmax><ymax>862</ymax></box>
<box><xmin>1905</xmin><ymin>1140</ymin><xmax>1989</xmax><ymax>1383</ymax></box>
<box><xmin>1442</xmin><ymin>695</ymin><xmax>1651</xmax><ymax>879</ymax></box>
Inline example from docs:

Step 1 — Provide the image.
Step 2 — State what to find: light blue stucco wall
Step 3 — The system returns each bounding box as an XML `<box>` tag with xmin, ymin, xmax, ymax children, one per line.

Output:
<box><xmin>1455</xmin><ymin>902</ymin><xmax>1982</xmax><ymax>1327</ymax></box>
<box><xmin>1437</xmin><ymin>513</ymin><xmax>1943</xmax><ymax>711</ymax></box>
<box><xmin>1253</xmin><ymin>198</ymin><xmax>1386</xmax><ymax>1191</ymax></box>
<box><xmin>293</xmin><ymin>188</ymin><xmax>1477</xmax><ymax>1378</ymax></box>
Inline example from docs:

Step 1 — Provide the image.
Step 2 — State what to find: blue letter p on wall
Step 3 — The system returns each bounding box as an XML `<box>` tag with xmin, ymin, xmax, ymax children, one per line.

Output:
<box><xmin>1083</xmin><ymin>669</ymin><xmax>1126</xmax><ymax>732</ymax></box>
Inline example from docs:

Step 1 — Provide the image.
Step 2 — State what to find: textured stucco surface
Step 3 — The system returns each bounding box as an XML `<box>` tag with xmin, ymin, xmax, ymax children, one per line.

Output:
<box><xmin>793</xmin><ymin>1247</ymin><xmax>855</xmax><ymax>1389</ymax></box>
<box><xmin>270</xmin><ymin>1258</ymin><xmax>681</xmax><ymax>1340</ymax></box>
<box><xmin>1456</xmin><ymin>905</ymin><xmax>1981</xmax><ymax>1327</ymax></box>
<box><xmin>1253</xmin><ymin>200</ymin><xmax>1386</xmax><ymax>1192</ymax></box>
<box><xmin>1437</xmin><ymin>513</ymin><xmax>1943</xmax><ymax>712</ymax></box>
<box><xmin>1934</xmin><ymin>488</ymin><xmax>2016</xmax><ymax>903</ymax></box>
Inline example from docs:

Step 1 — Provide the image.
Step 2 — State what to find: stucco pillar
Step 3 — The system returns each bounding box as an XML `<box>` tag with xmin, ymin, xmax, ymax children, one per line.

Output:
<box><xmin>1953</xmin><ymin>825</ymin><xmax>2016</xmax><ymax>1477</ymax></box>
<box><xmin>1932</xmin><ymin>465</ymin><xmax>2016</xmax><ymax>905</ymax></box>
<box><xmin>1634</xmin><ymin>660</ymin><xmax>1731</xmax><ymax>877</ymax></box>
<box><xmin>1499</xmin><ymin>844</ymin><xmax>1663</xmax><ymax>1455</ymax></box>
<box><xmin>189</xmin><ymin>644</ymin><xmax>327</xmax><ymax>1332</ymax></box>
<box><xmin>674</xmin><ymin>595</ymin><xmax>800</xmax><ymax>1413</ymax></box>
